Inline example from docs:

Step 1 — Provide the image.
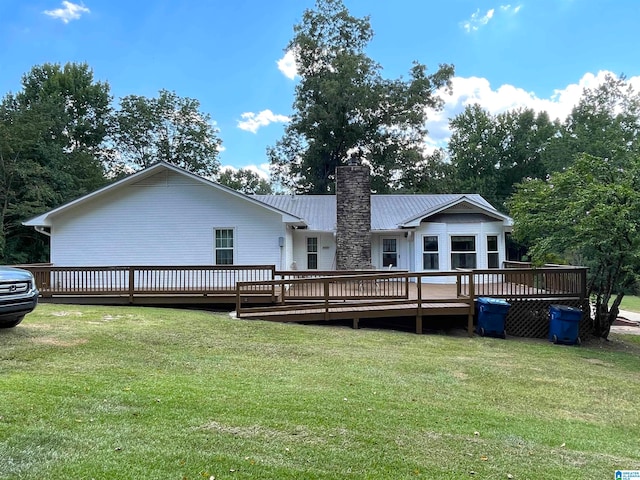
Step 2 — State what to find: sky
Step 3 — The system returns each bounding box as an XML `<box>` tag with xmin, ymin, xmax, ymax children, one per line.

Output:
<box><xmin>1</xmin><ymin>0</ymin><xmax>640</xmax><ymax>178</ymax></box>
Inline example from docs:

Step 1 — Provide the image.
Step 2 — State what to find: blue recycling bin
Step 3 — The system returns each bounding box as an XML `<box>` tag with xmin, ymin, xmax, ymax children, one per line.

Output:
<box><xmin>476</xmin><ymin>297</ymin><xmax>510</xmax><ymax>338</ymax></box>
<box><xmin>549</xmin><ymin>305</ymin><xmax>582</xmax><ymax>345</ymax></box>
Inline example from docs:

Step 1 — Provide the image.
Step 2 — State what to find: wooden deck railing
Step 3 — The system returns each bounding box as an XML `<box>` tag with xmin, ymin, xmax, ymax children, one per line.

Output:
<box><xmin>236</xmin><ymin>271</ymin><xmax>475</xmax><ymax>318</ymax></box>
<box><xmin>273</xmin><ymin>269</ymin><xmax>410</xmax><ymax>300</ymax></box>
<box><xmin>474</xmin><ymin>264</ymin><xmax>587</xmax><ymax>300</ymax></box>
<box><xmin>22</xmin><ymin>265</ymin><xmax>277</xmax><ymax>299</ymax></box>
<box><xmin>236</xmin><ymin>267</ymin><xmax>587</xmax><ymax>318</ymax></box>
<box><xmin>17</xmin><ymin>264</ymin><xmax>587</xmax><ymax>314</ymax></box>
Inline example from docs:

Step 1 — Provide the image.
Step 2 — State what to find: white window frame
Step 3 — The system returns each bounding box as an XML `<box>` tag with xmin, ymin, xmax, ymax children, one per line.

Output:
<box><xmin>214</xmin><ymin>228</ymin><xmax>235</xmax><ymax>265</ymax></box>
<box><xmin>382</xmin><ymin>237</ymin><xmax>398</xmax><ymax>268</ymax></box>
<box><xmin>487</xmin><ymin>235</ymin><xmax>499</xmax><ymax>269</ymax></box>
<box><xmin>306</xmin><ymin>236</ymin><xmax>318</xmax><ymax>270</ymax></box>
<box><xmin>422</xmin><ymin>235</ymin><xmax>439</xmax><ymax>270</ymax></box>
<box><xmin>450</xmin><ymin>235</ymin><xmax>477</xmax><ymax>269</ymax></box>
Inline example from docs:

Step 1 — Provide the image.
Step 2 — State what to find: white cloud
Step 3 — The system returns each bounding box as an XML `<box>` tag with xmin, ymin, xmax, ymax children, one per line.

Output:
<box><xmin>220</xmin><ymin>163</ymin><xmax>271</xmax><ymax>180</ymax></box>
<box><xmin>461</xmin><ymin>4</ymin><xmax>522</xmax><ymax>33</ymax></box>
<box><xmin>277</xmin><ymin>50</ymin><xmax>298</xmax><ymax>80</ymax></box>
<box><xmin>424</xmin><ymin>70</ymin><xmax>640</xmax><ymax>151</ymax></box>
<box><xmin>500</xmin><ymin>4</ymin><xmax>522</xmax><ymax>14</ymax></box>
<box><xmin>237</xmin><ymin>110</ymin><xmax>290</xmax><ymax>134</ymax></box>
<box><xmin>43</xmin><ymin>1</ymin><xmax>90</xmax><ymax>23</ymax></box>
<box><xmin>461</xmin><ymin>8</ymin><xmax>495</xmax><ymax>33</ymax></box>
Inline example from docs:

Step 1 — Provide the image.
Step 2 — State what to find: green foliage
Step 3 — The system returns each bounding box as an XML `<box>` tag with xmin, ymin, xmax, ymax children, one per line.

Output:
<box><xmin>509</xmin><ymin>153</ymin><xmax>640</xmax><ymax>337</ymax></box>
<box><xmin>509</xmin><ymin>76</ymin><xmax>640</xmax><ymax>338</ymax></box>
<box><xmin>269</xmin><ymin>0</ymin><xmax>454</xmax><ymax>193</ymax></box>
<box><xmin>395</xmin><ymin>148</ymin><xmax>458</xmax><ymax>194</ymax></box>
<box><xmin>1</xmin><ymin>304</ymin><xmax>639</xmax><ymax>479</ymax></box>
<box><xmin>543</xmin><ymin>73</ymin><xmax>640</xmax><ymax>173</ymax></box>
<box><xmin>109</xmin><ymin>89</ymin><xmax>222</xmax><ymax>177</ymax></box>
<box><xmin>448</xmin><ymin>104</ymin><xmax>557</xmax><ymax>211</ymax></box>
<box><xmin>0</xmin><ymin>62</ymin><xmax>111</xmax><ymax>263</ymax></box>
<box><xmin>217</xmin><ymin>168</ymin><xmax>273</xmax><ymax>194</ymax></box>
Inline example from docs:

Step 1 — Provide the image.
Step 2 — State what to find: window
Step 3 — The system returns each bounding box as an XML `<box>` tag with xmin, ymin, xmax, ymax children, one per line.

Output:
<box><xmin>451</xmin><ymin>236</ymin><xmax>476</xmax><ymax>269</ymax></box>
<box><xmin>382</xmin><ymin>238</ymin><xmax>397</xmax><ymax>267</ymax></box>
<box><xmin>487</xmin><ymin>235</ymin><xmax>499</xmax><ymax>269</ymax></box>
<box><xmin>422</xmin><ymin>236</ymin><xmax>439</xmax><ymax>270</ymax></box>
<box><xmin>215</xmin><ymin>229</ymin><xmax>234</xmax><ymax>265</ymax></box>
<box><xmin>307</xmin><ymin>237</ymin><xmax>318</xmax><ymax>269</ymax></box>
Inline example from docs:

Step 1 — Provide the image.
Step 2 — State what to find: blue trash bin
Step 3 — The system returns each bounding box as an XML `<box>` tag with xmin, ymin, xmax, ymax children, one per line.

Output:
<box><xmin>476</xmin><ymin>297</ymin><xmax>510</xmax><ymax>338</ymax></box>
<box><xmin>549</xmin><ymin>305</ymin><xmax>582</xmax><ymax>345</ymax></box>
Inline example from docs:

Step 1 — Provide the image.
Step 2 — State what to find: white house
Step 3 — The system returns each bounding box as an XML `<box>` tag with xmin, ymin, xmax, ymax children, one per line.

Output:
<box><xmin>24</xmin><ymin>162</ymin><xmax>513</xmax><ymax>276</ymax></box>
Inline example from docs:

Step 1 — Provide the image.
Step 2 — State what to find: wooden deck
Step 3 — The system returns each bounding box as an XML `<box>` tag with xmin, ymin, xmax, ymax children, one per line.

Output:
<box><xmin>235</xmin><ymin>269</ymin><xmax>588</xmax><ymax>336</ymax></box>
<box><xmin>20</xmin><ymin>264</ymin><xmax>588</xmax><ymax>337</ymax></box>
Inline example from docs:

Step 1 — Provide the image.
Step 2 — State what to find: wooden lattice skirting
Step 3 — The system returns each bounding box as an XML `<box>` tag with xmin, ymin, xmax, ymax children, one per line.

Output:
<box><xmin>503</xmin><ymin>298</ymin><xmax>593</xmax><ymax>339</ymax></box>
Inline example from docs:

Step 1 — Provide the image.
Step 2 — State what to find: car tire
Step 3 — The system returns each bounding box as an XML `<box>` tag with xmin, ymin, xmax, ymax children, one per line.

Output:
<box><xmin>0</xmin><ymin>315</ymin><xmax>25</xmax><ymax>329</ymax></box>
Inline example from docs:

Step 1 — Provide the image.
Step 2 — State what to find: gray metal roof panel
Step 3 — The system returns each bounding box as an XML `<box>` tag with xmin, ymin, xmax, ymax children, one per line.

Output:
<box><xmin>253</xmin><ymin>195</ymin><xmax>337</xmax><ymax>231</ymax></box>
<box><xmin>254</xmin><ymin>194</ymin><xmax>504</xmax><ymax>231</ymax></box>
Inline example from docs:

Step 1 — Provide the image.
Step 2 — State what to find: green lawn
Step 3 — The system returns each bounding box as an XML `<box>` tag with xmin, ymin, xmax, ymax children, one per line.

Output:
<box><xmin>621</xmin><ymin>295</ymin><xmax>640</xmax><ymax>313</ymax></box>
<box><xmin>1</xmin><ymin>304</ymin><xmax>639</xmax><ymax>480</ymax></box>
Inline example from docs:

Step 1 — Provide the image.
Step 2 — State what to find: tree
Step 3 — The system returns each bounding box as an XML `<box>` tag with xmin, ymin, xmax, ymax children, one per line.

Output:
<box><xmin>217</xmin><ymin>168</ymin><xmax>273</xmax><ymax>194</ymax></box>
<box><xmin>109</xmin><ymin>89</ymin><xmax>222</xmax><ymax>177</ymax></box>
<box><xmin>269</xmin><ymin>0</ymin><xmax>454</xmax><ymax>194</ymax></box>
<box><xmin>448</xmin><ymin>104</ymin><xmax>557</xmax><ymax>210</ymax></box>
<box><xmin>0</xmin><ymin>62</ymin><xmax>112</xmax><ymax>263</ymax></box>
<box><xmin>396</xmin><ymin>148</ymin><xmax>458</xmax><ymax>194</ymax></box>
<box><xmin>14</xmin><ymin>62</ymin><xmax>111</xmax><ymax>202</ymax></box>
<box><xmin>542</xmin><ymin>74</ymin><xmax>640</xmax><ymax>174</ymax></box>
<box><xmin>508</xmin><ymin>153</ymin><xmax>640</xmax><ymax>339</ymax></box>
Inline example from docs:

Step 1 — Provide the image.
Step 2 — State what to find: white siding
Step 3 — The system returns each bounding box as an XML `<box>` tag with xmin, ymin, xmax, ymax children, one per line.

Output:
<box><xmin>412</xmin><ymin>220</ymin><xmax>506</xmax><ymax>283</ymax></box>
<box><xmin>371</xmin><ymin>233</ymin><xmax>409</xmax><ymax>270</ymax></box>
<box><xmin>50</xmin><ymin>170</ymin><xmax>286</xmax><ymax>266</ymax></box>
<box><xmin>284</xmin><ymin>228</ymin><xmax>294</xmax><ymax>270</ymax></box>
<box><xmin>291</xmin><ymin>231</ymin><xmax>336</xmax><ymax>270</ymax></box>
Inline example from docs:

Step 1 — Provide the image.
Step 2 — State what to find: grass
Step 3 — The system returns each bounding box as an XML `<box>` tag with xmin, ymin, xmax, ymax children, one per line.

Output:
<box><xmin>1</xmin><ymin>304</ymin><xmax>639</xmax><ymax>480</ymax></box>
<box><xmin>620</xmin><ymin>295</ymin><xmax>640</xmax><ymax>313</ymax></box>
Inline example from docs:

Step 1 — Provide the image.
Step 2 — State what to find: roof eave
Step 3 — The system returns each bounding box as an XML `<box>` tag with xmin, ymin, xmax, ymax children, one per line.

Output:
<box><xmin>23</xmin><ymin>161</ymin><xmax>307</xmax><ymax>227</ymax></box>
<box><xmin>397</xmin><ymin>195</ymin><xmax>513</xmax><ymax>228</ymax></box>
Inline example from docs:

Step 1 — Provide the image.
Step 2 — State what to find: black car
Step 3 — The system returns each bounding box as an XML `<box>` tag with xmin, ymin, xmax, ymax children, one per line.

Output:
<box><xmin>0</xmin><ymin>267</ymin><xmax>39</xmax><ymax>328</ymax></box>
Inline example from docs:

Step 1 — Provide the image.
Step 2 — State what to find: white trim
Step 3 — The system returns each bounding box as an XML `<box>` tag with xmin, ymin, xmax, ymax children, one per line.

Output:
<box><xmin>214</xmin><ymin>227</ymin><xmax>235</xmax><ymax>265</ymax></box>
<box><xmin>23</xmin><ymin>162</ymin><xmax>306</xmax><ymax>227</ymax></box>
<box><xmin>306</xmin><ymin>235</ymin><xmax>318</xmax><ymax>270</ymax></box>
<box><xmin>486</xmin><ymin>234</ymin><xmax>499</xmax><ymax>269</ymax></box>
<box><xmin>398</xmin><ymin>196</ymin><xmax>512</xmax><ymax>228</ymax></box>
<box><xmin>421</xmin><ymin>234</ymin><xmax>440</xmax><ymax>271</ymax></box>
<box><xmin>449</xmin><ymin>234</ymin><xmax>478</xmax><ymax>270</ymax></box>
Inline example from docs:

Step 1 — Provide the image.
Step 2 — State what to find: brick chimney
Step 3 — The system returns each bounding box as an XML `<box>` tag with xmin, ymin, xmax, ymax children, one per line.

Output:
<box><xmin>335</xmin><ymin>159</ymin><xmax>371</xmax><ymax>270</ymax></box>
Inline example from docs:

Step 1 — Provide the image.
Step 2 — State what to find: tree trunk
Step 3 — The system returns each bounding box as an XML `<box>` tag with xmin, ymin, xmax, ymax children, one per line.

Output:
<box><xmin>593</xmin><ymin>291</ymin><xmax>624</xmax><ymax>339</ymax></box>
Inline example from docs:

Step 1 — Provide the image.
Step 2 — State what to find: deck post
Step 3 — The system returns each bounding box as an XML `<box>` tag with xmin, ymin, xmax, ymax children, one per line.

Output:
<box><xmin>235</xmin><ymin>283</ymin><xmax>241</xmax><ymax>318</ymax></box>
<box><xmin>467</xmin><ymin>272</ymin><xmax>475</xmax><ymax>337</ymax></box>
<box><xmin>128</xmin><ymin>267</ymin><xmax>135</xmax><ymax>304</ymax></box>
<box><xmin>269</xmin><ymin>265</ymin><xmax>276</xmax><ymax>303</ymax></box>
<box><xmin>279</xmin><ymin>279</ymin><xmax>286</xmax><ymax>305</ymax></box>
<box><xmin>353</xmin><ymin>317</ymin><xmax>359</xmax><ymax>329</ymax></box>
<box><xmin>324</xmin><ymin>280</ymin><xmax>330</xmax><ymax>321</ymax></box>
<box><xmin>416</xmin><ymin>275</ymin><xmax>423</xmax><ymax>334</ymax></box>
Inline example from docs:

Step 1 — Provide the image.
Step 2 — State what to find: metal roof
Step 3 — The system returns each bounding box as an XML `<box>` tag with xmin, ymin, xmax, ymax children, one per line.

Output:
<box><xmin>22</xmin><ymin>160</ymin><xmax>510</xmax><ymax>231</ymax></box>
<box><xmin>24</xmin><ymin>162</ymin><xmax>305</xmax><ymax>227</ymax></box>
<box><xmin>253</xmin><ymin>194</ymin><xmax>510</xmax><ymax>231</ymax></box>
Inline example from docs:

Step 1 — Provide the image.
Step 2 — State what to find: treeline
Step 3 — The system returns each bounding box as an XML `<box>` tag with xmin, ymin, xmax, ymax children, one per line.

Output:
<box><xmin>0</xmin><ymin>62</ymin><xmax>270</xmax><ymax>264</ymax></box>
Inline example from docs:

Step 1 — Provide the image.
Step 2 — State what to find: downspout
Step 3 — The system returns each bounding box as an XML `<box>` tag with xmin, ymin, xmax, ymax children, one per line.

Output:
<box><xmin>35</xmin><ymin>226</ymin><xmax>51</xmax><ymax>237</ymax></box>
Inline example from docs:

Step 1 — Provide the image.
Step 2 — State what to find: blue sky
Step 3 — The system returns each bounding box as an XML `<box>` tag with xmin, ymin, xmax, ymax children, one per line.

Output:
<box><xmin>1</xmin><ymin>1</ymin><xmax>639</xmax><ymax>177</ymax></box>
